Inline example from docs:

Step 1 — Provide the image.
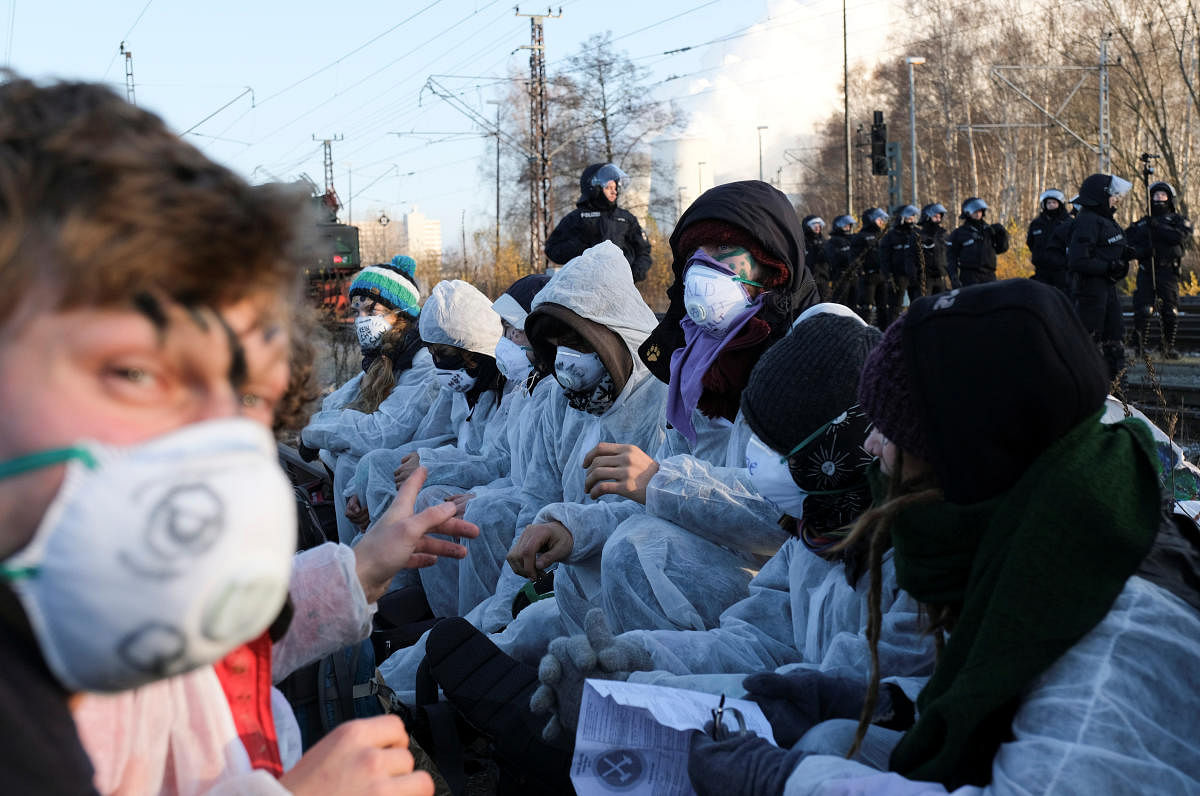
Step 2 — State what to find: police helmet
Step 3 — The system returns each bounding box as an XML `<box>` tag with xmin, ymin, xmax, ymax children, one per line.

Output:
<box><xmin>961</xmin><ymin>197</ymin><xmax>988</xmax><ymax>218</ymax></box>
<box><xmin>1149</xmin><ymin>181</ymin><xmax>1176</xmax><ymax>200</ymax></box>
<box><xmin>1038</xmin><ymin>189</ymin><xmax>1066</xmax><ymax>209</ymax></box>
<box><xmin>803</xmin><ymin>215</ymin><xmax>826</xmax><ymax>232</ymax></box>
<box><xmin>896</xmin><ymin>205</ymin><xmax>920</xmax><ymax>223</ymax></box>
<box><xmin>920</xmin><ymin>203</ymin><xmax>947</xmax><ymax>222</ymax></box>
<box><xmin>864</xmin><ymin>207</ymin><xmax>889</xmax><ymax>226</ymax></box>
<box><xmin>589</xmin><ymin>163</ymin><xmax>628</xmax><ymax>189</ymax></box>
<box><xmin>1149</xmin><ymin>181</ymin><xmax>1177</xmax><ymax>210</ymax></box>
<box><xmin>833</xmin><ymin>214</ymin><xmax>856</xmax><ymax>231</ymax></box>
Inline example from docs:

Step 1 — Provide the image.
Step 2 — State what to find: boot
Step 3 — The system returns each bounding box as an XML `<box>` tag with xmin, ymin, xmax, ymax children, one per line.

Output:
<box><xmin>426</xmin><ymin>618</ymin><xmax>575</xmax><ymax>795</ymax></box>
<box><xmin>1163</xmin><ymin>311</ymin><xmax>1181</xmax><ymax>359</ymax></box>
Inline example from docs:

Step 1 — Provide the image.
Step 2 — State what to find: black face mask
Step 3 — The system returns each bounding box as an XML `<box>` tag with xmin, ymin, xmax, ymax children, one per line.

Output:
<box><xmin>430</xmin><ymin>349</ymin><xmax>470</xmax><ymax>372</ymax></box>
<box><xmin>1151</xmin><ymin>201</ymin><xmax>1169</xmax><ymax>216</ymax></box>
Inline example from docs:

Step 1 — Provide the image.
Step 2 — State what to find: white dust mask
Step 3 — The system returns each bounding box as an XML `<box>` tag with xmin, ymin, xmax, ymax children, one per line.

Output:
<box><xmin>494</xmin><ymin>337</ymin><xmax>533</xmax><ymax>382</ymax></box>
<box><xmin>0</xmin><ymin>418</ymin><xmax>296</xmax><ymax>693</ymax></box>
<box><xmin>355</xmin><ymin>315</ymin><xmax>392</xmax><ymax>353</ymax></box>
<box><xmin>683</xmin><ymin>260</ymin><xmax>757</xmax><ymax>338</ymax></box>
<box><xmin>435</xmin><ymin>368</ymin><xmax>478</xmax><ymax>393</ymax></box>
<box><xmin>744</xmin><ymin>433</ymin><xmax>808</xmax><ymax>518</ymax></box>
<box><xmin>554</xmin><ymin>346</ymin><xmax>606</xmax><ymax>392</ymax></box>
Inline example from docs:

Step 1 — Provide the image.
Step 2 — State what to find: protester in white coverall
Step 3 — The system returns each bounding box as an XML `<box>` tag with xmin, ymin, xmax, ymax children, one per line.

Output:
<box><xmin>379</xmin><ymin>275</ymin><xmax>556</xmax><ymax>618</ymax></box>
<box><xmin>579</xmin><ymin>180</ymin><xmax>830</xmax><ymax>634</ymax></box>
<box><xmin>351</xmin><ymin>279</ymin><xmax>507</xmax><ymax>612</ymax></box>
<box><xmin>512</xmin><ymin>307</ymin><xmax>934</xmax><ymax>746</ymax></box>
<box><xmin>299</xmin><ymin>256</ymin><xmax>447</xmax><ymax>544</ymax></box>
<box><xmin>687</xmin><ymin>280</ymin><xmax>1200</xmax><ymax>796</ymax></box>
<box><xmin>379</xmin><ymin>240</ymin><xmax>667</xmax><ymax>698</ymax></box>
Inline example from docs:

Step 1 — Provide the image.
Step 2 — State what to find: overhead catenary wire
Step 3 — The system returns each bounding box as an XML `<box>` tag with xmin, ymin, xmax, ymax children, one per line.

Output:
<box><xmin>255</xmin><ymin>0</ymin><xmax>445</xmax><ymax>107</ymax></box>
<box><xmin>101</xmin><ymin>0</ymin><xmax>155</xmax><ymax>78</ymax></box>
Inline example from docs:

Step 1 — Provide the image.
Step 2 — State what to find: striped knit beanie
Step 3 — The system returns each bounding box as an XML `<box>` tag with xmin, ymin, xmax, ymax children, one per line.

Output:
<box><xmin>348</xmin><ymin>254</ymin><xmax>422</xmax><ymax>318</ymax></box>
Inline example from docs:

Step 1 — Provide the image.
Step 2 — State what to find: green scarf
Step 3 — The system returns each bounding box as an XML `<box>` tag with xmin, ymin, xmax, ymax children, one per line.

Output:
<box><xmin>885</xmin><ymin>412</ymin><xmax>1162</xmax><ymax>788</ymax></box>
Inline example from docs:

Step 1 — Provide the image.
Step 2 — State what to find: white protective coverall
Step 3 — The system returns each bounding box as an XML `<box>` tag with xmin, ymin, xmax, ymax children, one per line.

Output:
<box><xmin>380</xmin><ymin>240</ymin><xmax>667</xmax><ymax>695</ymax></box>
<box><xmin>597</xmin><ymin>410</ymin><xmax>787</xmax><ymax>634</ymax></box>
<box><xmin>300</xmin><ymin>349</ymin><xmax>448</xmax><ymax>544</ymax></box>
<box><xmin>353</xmin><ymin>280</ymin><xmax>505</xmax><ymax>522</ymax></box>
<box><xmin>781</xmin><ymin>575</ymin><xmax>1200</xmax><ymax>796</ymax></box>
<box><xmin>75</xmin><ymin>543</ymin><xmax>373</xmax><ymax>796</ymax></box>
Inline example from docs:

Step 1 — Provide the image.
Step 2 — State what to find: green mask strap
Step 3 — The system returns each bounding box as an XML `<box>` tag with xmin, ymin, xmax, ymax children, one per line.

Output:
<box><xmin>0</xmin><ymin>447</ymin><xmax>98</xmax><ymax>480</ymax></box>
<box><xmin>716</xmin><ymin>247</ymin><xmax>766</xmax><ymax>288</ymax></box>
<box><xmin>0</xmin><ymin>447</ymin><xmax>97</xmax><ymax>582</ymax></box>
<box><xmin>780</xmin><ymin>417</ymin><xmax>839</xmax><ymax>464</ymax></box>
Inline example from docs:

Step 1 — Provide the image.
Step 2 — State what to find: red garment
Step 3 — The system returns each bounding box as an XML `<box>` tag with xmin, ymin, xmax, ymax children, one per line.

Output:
<box><xmin>213</xmin><ymin>632</ymin><xmax>282</xmax><ymax>778</ymax></box>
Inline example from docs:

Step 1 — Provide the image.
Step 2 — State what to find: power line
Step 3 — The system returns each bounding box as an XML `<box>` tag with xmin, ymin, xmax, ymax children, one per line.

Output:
<box><xmin>102</xmin><ymin>0</ymin><xmax>155</xmax><ymax>78</ymax></box>
<box><xmin>255</xmin><ymin>0</ymin><xmax>445</xmax><ymax>107</ymax></box>
<box><xmin>236</xmin><ymin>0</ymin><xmax>504</xmax><ymax>155</ymax></box>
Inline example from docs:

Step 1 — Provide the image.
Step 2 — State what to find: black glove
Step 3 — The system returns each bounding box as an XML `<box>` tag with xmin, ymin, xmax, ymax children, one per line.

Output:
<box><xmin>1107</xmin><ymin>259</ymin><xmax>1131</xmax><ymax>282</ymax></box>
<box><xmin>744</xmin><ymin>668</ymin><xmax>880</xmax><ymax>747</ymax></box>
<box><xmin>688</xmin><ymin>729</ymin><xmax>807</xmax><ymax>796</ymax></box>
<box><xmin>297</xmin><ymin>442</ymin><xmax>321</xmax><ymax>462</ymax></box>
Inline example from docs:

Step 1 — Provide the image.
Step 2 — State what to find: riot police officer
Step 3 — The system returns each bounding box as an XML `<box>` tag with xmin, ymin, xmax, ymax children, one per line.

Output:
<box><xmin>851</xmin><ymin>207</ymin><xmax>889</xmax><ymax>328</ymax></box>
<box><xmin>1069</xmin><ymin>173</ymin><xmax>1134</xmax><ymax>384</ymax></box>
<box><xmin>947</xmin><ymin>197</ymin><xmax>1009</xmax><ymax>286</ymax></box>
<box><xmin>1027</xmin><ymin>189</ymin><xmax>1073</xmax><ymax>294</ymax></box>
<box><xmin>919</xmin><ymin>202</ymin><xmax>950</xmax><ymax>294</ymax></box>
<box><xmin>545</xmin><ymin>163</ymin><xmax>652</xmax><ymax>281</ymax></box>
<box><xmin>1126</xmin><ymin>181</ymin><xmax>1193</xmax><ymax>358</ymax></box>
<box><xmin>802</xmin><ymin>215</ymin><xmax>830</xmax><ymax>300</ymax></box>
<box><xmin>880</xmin><ymin>204</ymin><xmax>921</xmax><ymax>325</ymax></box>
<box><xmin>824</xmin><ymin>214</ymin><xmax>856</xmax><ymax>306</ymax></box>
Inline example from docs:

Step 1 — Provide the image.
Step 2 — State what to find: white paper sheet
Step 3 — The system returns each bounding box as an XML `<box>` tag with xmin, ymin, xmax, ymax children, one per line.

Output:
<box><xmin>570</xmin><ymin>679</ymin><xmax>776</xmax><ymax>796</ymax></box>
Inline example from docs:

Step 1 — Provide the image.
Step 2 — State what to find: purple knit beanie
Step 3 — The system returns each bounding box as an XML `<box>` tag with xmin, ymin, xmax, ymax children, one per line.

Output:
<box><xmin>857</xmin><ymin>316</ymin><xmax>933</xmax><ymax>463</ymax></box>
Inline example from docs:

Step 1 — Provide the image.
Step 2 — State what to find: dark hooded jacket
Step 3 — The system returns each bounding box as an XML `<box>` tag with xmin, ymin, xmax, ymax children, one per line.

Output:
<box><xmin>1126</xmin><ymin>182</ymin><xmax>1192</xmax><ymax>269</ymax></box>
<box><xmin>636</xmin><ymin>180</ymin><xmax>820</xmax><ymax>383</ymax></box>
<box><xmin>544</xmin><ymin>163</ymin><xmax>653</xmax><ymax>281</ymax></box>
<box><xmin>1069</xmin><ymin>176</ymin><xmax>1129</xmax><ymax>280</ymax></box>
<box><xmin>802</xmin><ymin>215</ymin><xmax>829</xmax><ymax>282</ymax></box>
<box><xmin>1026</xmin><ymin>204</ymin><xmax>1073</xmax><ymax>274</ymax></box>
<box><xmin>947</xmin><ymin>217</ymin><xmax>1009</xmax><ymax>278</ymax></box>
<box><xmin>880</xmin><ymin>220</ymin><xmax>923</xmax><ymax>282</ymax></box>
<box><xmin>918</xmin><ymin>218</ymin><xmax>948</xmax><ymax>278</ymax></box>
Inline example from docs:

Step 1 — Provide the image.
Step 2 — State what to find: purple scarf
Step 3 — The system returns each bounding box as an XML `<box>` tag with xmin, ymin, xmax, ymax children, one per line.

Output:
<box><xmin>666</xmin><ymin>251</ymin><xmax>765</xmax><ymax>444</ymax></box>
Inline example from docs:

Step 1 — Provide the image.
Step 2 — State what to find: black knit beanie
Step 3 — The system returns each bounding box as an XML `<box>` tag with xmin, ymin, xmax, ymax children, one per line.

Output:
<box><xmin>857</xmin><ymin>317</ymin><xmax>934</xmax><ymax>464</ymax></box>
<box><xmin>741</xmin><ymin>313</ymin><xmax>883</xmax><ymax>455</ymax></box>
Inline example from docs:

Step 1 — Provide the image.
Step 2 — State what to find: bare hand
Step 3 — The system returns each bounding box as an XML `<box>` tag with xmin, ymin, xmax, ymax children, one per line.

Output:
<box><xmin>279</xmin><ymin>715</ymin><xmax>434</xmax><ymax>796</ymax></box>
<box><xmin>354</xmin><ymin>467</ymin><xmax>480</xmax><ymax>604</ymax></box>
<box><xmin>507</xmin><ymin>521</ymin><xmax>573</xmax><ymax>579</ymax></box>
<box><xmin>393</xmin><ymin>452</ymin><xmax>420</xmax><ymax>488</ymax></box>
<box><xmin>444</xmin><ymin>492</ymin><xmax>475</xmax><ymax>517</ymax></box>
<box><xmin>582</xmin><ymin>442</ymin><xmax>659</xmax><ymax>504</ymax></box>
<box><xmin>345</xmin><ymin>495</ymin><xmax>370</xmax><ymax>529</ymax></box>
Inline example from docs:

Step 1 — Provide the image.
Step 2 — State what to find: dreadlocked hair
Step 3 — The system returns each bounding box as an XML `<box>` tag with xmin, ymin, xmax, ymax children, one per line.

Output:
<box><xmin>829</xmin><ymin>449</ymin><xmax>942</xmax><ymax>760</ymax></box>
<box><xmin>348</xmin><ymin>315</ymin><xmax>413</xmax><ymax>414</ymax></box>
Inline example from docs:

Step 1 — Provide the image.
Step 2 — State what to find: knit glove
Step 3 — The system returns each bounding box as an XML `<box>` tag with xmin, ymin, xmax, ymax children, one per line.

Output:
<box><xmin>530</xmin><ymin>608</ymin><xmax>653</xmax><ymax>741</ymax></box>
<box><xmin>688</xmin><ymin>728</ymin><xmax>807</xmax><ymax>796</ymax></box>
<box><xmin>743</xmin><ymin>668</ymin><xmax>888</xmax><ymax>748</ymax></box>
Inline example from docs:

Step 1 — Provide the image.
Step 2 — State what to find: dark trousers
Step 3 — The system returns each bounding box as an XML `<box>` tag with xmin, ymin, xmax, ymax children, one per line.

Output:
<box><xmin>959</xmin><ymin>268</ymin><xmax>996</xmax><ymax>287</ymax></box>
<box><xmin>1032</xmin><ymin>270</ymin><xmax>1071</xmax><ymax>296</ymax></box>
<box><xmin>1132</xmin><ymin>264</ymin><xmax>1181</xmax><ymax>348</ymax></box>
<box><xmin>1074</xmin><ymin>275</ymin><xmax>1126</xmax><ymax>384</ymax></box>
<box><xmin>857</xmin><ymin>271</ymin><xmax>889</xmax><ymax>329</ymax></box>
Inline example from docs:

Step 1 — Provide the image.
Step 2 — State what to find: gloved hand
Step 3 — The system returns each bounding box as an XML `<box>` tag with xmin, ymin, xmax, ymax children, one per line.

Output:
<box><xmin>529</xmin><ymin>608</ymin><xmax>653</xmax><ymax>741</ymax></box>
<box><xmin>742</xmin><ymin>668</ymin><xmax>880</xmax><ymax>748</ymax></box>
<box><xmin>297</xmin><ymin>441</ymin><xmax>321</xmax><ymax>463</ymax></box>
<box><xmin>687</xmin><ymin>728</ymin><xmax>807</xmax><ymax>796</ymax></box>
<box><xmin>1108</xmin><ymin>258</ymin><xmax>1131</xmax><ymax>282</ymax></box>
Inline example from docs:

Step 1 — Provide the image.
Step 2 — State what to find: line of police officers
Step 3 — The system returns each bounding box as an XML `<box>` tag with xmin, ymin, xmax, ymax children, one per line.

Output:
<box><xmin>803</xmin><ymin>174</ymin><xmax>1193</xmax><ymax>384</ymax></box>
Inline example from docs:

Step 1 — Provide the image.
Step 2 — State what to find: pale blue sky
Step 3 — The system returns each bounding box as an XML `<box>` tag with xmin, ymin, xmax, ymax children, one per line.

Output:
<box><xmin>4</xmin><ymin>0</ymin><xmax>895</xmax><ymax>246</ymax></box>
